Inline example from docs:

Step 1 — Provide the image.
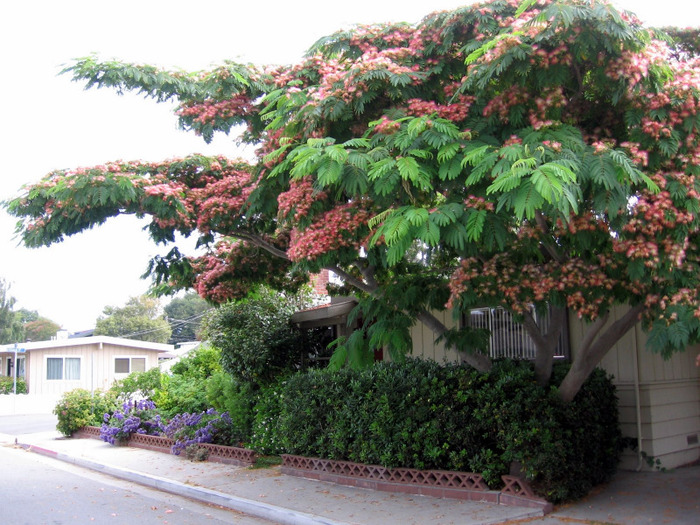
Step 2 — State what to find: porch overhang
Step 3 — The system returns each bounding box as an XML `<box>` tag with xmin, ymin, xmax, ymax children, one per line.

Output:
<box><xmin>291</xmin><ymin>299</ymin><xmax>357</xmax><ymax>329</ymax></box>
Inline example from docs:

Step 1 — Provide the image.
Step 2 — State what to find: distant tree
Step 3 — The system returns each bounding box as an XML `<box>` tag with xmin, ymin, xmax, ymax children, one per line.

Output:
<box><xmin>0</xmin><ymin>279</ymin><xmax>23</xmax><ymax>344</ymax></box>
<box><xmin>164</xmin><ymin>292</ymin><xmax>210</xmax><ymax>344</ymax></box>
<box><xmin>16</xmin><ymin>308</ymin><xmax>39</xmax><ymax>324</ymax></box>
<box><xmin>95</xmin><ymin>295</ymin><xmax>171</xmax><ymax>344</ymax></box>
<box><xmin>24</xmin><ymin>317</ymin><xmax>61</xmax><ymax>342</ymax></box>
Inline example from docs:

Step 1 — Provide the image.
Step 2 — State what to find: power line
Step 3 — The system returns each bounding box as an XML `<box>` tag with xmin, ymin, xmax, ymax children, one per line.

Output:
<box><xmin>109</xmin><ymin>308</ymin><xmax>214</xmax><ymax>341</ymax></box>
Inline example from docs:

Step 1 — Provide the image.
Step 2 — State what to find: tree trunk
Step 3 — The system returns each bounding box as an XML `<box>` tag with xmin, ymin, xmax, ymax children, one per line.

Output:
<box><xmin>558</xmin><ymin>304</ymin><xmax>644</xmax><ymax>403</ymax></box>
<box><xmin>522</xmin><ymin>306</ymin><xmax>567</xmax><ymax>387</ymax></box>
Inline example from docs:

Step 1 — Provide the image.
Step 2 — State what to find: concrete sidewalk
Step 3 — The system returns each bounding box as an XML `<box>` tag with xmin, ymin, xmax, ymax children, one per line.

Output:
<box><xmin>1</xmin><ymin>430</ymin><xmax>698</xmax><ymax>524</ymax></box>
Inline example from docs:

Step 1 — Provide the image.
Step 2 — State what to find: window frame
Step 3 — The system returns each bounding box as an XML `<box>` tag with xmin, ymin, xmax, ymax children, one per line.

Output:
<box><xmin>46</xmin><ymin>356</ymin><xmax>81</xmax><ymax>380</ymax></box>
<box><xmin>114</xmin><ymin>356</ymin><xmax>147</xmax><ymax>375</ymax></box>
<box><xmin>462</xmin><ymin>305</ymin><xmax>570</xmax><ymax>361</ymax></box>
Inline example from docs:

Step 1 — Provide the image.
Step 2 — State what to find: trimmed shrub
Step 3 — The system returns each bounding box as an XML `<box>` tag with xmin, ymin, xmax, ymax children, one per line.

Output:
<box><xmin>249</xmin><ymin>359</ymin><xmax>622</xmax><ymax>503</ymax></box>
<box><xmin>54</xmin><ymin>388</ymin><xmax>118</xmax><ymax>437</ymax></box>
<box><xmin>249</xmin><ymin>380</ymin><xmax>286</xmax><ymax>455</ymax></box>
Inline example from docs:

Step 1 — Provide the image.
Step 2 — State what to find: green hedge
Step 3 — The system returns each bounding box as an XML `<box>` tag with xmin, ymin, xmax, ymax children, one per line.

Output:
<box><xmin>0</xmin><ymin>376</ymin><xmax>27</xmax><ymax>394</ymax></box>
<box><xmin>248</xmin><ymin>359</ymin><xmax>623</xmax><ymax>503</ymax></box>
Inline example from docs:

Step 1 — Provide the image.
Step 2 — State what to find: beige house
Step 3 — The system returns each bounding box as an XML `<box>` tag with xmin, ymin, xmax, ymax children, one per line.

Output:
<box><xmin>408</xmin><ymin>307</ymin><xmax>700</xmax><ymax>470</ymax></box>
<box><xmin>0</xmin><ymin>335</ymin><xmax>172</xmax><ymax>397</ymax></box>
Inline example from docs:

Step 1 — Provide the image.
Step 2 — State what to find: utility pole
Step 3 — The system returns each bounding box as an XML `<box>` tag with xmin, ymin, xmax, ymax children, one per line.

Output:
<box><xmin>12</xmin><ymin>342</ymin><xmax>25</xmax><ymax>395</ymax></box>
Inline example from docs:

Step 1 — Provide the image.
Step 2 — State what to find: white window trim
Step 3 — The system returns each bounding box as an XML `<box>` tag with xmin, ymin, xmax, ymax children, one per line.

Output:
<box><xmin>114</xmin><ymin>356</ymin><xmax>147</xmax><ymax>375</ymax></box>
<box><xmin>46</xmin><ymin>355</ymin><xmax>81</xmax><ymax>381</ymax></box>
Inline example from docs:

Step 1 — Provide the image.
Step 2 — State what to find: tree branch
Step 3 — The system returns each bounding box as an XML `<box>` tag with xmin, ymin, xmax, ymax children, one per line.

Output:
<box><xmin>354</xmin><ymin>260</ymin><xmax>378</xmax><ymax>289</ymax></box>
<box><xmin>415</xmin><ymin>310</ymin><xmax>492</xmax><ymax>372</ymax></box>
<box><xmin>326</xmin><ymin>265</ymin><xmax>378</xmax><ymax>295</ymax></box>
<box><xmin>584</xmin><ymin>304</ymin><xmax>645</xmax><ymax>367</ymax></box>
<box><xmin>577</xmin><ymin>311</ymin><xmax>610</xmax><ymax>356</ymax></box>
<box><xmin>535</xmin><ymin>211</ymin><xmax>565</xmax><ymax>263</ymax></box>
<box><xmin>229</xmin><ymin>230</ymin><xmax>290</xmax><ymax>260</ymax></box>
<box><xmin>559</xmin><ymin>304</ymin><xmax>644</xmax><ymax>402</ymax></box>
<box><xmin>522</xmin><ymin>306</ymin><xmax>566</xmax><ymax>386</ymax></box>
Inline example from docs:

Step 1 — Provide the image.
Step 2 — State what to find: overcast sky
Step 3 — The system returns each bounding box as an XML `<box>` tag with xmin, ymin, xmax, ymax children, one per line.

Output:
<box><xmin>1</xmin><ymin>0</ymin><xmax>699</xmax><ymax>334</ymax></box>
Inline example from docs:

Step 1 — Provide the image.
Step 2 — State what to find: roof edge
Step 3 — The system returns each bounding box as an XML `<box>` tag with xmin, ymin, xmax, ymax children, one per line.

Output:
<box><xmin>1</xmin><ymin>335</ymin><xmax>174</xmax><ymax>353</ymax></box>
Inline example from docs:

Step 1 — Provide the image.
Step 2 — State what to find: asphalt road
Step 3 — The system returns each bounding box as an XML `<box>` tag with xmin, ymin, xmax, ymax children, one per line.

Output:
<box><xmin>0</xmin><ymin>444</ymin><xmax>272</xmax><ymax>524</ymax></box>
<box><xmin>0</xmin><ymin>413</ymin><xmax>58</xmax><ymax>435</ymax></box>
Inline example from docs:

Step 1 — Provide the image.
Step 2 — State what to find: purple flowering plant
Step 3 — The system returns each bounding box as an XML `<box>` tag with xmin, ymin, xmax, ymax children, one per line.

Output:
<box><xmin>100</xmin><ymin>399</ymin><xmax>161</xmax><ymax>445</ymax></box>
<box><xmin>161</xmin><ymin>408</ymin><xmax>233</xmax><ymax>455</ymax></box>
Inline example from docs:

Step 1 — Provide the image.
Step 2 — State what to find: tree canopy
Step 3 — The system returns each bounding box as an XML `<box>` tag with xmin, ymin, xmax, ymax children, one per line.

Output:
<box><xmin>95</xmin><ymin>295</ymin><xmax>172</xmax><ymax>344</ymax></box>
<box><xmin>163</xmin><ymin>292</ymin><xmax>210</xmax><ymax>344</ymax></box>
<box><xmin>5</xmin><ymin>0</ymin><xmax>700</xmax><ymax>400</ymax></box>
<box><xmin>0</xmin><ymin>279</ymin><xmax>23</xmax><ymax>344</ymax></box>
<box><xmin>0</xmin><ymin>282</ymin><xmax>61</xmax><ymax>343</ymax></box>
<box><xmin>24</xmin><ymin>317</ymin><xmax>61</xmax><ymax>342</ymax></box>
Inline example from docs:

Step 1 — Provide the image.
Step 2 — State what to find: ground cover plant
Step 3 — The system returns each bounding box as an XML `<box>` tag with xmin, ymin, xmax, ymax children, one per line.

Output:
<box><xmin>99</xmin><ymin>399</ymin><xmax>161</xmax><ymax>444</ymax></box>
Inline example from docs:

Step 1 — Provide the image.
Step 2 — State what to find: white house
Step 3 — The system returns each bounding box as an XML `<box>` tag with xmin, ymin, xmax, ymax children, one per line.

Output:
<box><xmin>0</xmin><ymin>335</ymin><xmax>173</xmax><ymax>414</ymax></box>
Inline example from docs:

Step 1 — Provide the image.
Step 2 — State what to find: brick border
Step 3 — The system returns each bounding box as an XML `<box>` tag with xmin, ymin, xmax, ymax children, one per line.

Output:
<box><xmin>281</xmin><ymin>454</ymin><xmax>553</xmax><ymax>513</ymax></box>
<box><xmin>74</xmin><ymin>426</ymin><xmax>257</xmax><ymax>467</ymax></box>
<box><xmin>75</xmin><ymin>427</ymin><xmax>550</xmax><ymax>512</ymax></box>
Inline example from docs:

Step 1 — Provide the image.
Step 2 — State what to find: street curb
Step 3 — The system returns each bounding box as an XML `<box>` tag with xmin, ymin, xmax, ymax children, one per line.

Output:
<box><xmin>20</xmin><ymin>442</ymin><xmax>351</xmax><ymax>525</ymax></box>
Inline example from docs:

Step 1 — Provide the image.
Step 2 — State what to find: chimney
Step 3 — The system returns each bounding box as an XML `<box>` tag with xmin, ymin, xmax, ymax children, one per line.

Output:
<box><xmin>310</xmin><ymin>270</ymin><xmax>330</xmax><ymax>295</ymax></box>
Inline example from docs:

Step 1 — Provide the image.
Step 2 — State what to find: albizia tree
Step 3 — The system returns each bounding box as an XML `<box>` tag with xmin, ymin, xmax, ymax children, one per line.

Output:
<box><xmin>6</xmin><ymin>0</ymin><xmax>700</xmax><ymax>401</ymax></box>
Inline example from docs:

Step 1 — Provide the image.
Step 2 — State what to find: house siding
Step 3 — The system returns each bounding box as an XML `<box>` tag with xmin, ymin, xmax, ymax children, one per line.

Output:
<box><xmin>408</xmin><ymin>309</ymin><xmax>460</xmax><ymax>363</ymax></box>
<box><xmin>568</xmin><ymin>306</ymin><xmax>700</xmax><ymax>470</ymax></box>
<box><xmin>5</xmin><ymin>337</ymin><xmax>167</xmax><ymax>396</ymax></box>
<box><xmin>0</xmin><ymin>336</ymin><xmax>171</xmax><ymax>416</ymax></box>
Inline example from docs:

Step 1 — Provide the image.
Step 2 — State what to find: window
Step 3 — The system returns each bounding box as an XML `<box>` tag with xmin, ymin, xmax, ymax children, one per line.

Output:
<box><xmin>46</xmin><ymin>357</ymin><xmax>81</xmax><ymax>380</ymax></box>
<box><xmin>115</xmin><ymin>357</ymin><xmax>146</xmax><ymax>374</ymax></box>
<box><xmin>464</xmin><ymin>306</ymin><xmax>569</xmax><ymax>360</ymax></box>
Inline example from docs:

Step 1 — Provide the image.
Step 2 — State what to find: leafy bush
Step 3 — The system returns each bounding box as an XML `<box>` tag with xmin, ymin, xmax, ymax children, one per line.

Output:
<box><xmin>249</xmin><ymin>359</ymin><xmax>623</xmax><ymax>503</ymax></box>
<box><xmin>154</xmin><ymin>344</ymin><xmax>221</xmax><ymax>419</ymax></box>
<box><xmin>161</xmin><ymin>408</ymin><xmax>235</xmax><ymax>454</ymax></box>
<box><xmin>110</xmin><ymin>367</ymin><xmax>163</xmax><ymax>402</ymax></box>
<box><xmin>170</xmin><ymin>344</ymin><xmax>221</xmax><ymax>377</ymax></box>
<box><xmin>205</xmin><ymin>371</ymin><xmax>257</xmax><ymax>442</ymax></box>
<box><xmin>100</xmin><ymin>399</ymin><xmax>161</xmax><ymax>444</ymax></box>
<box><xmin>54</xmin><ymin>389</ymin><xmax>118</xmax><ymax>437</ymax></box>
<box><xmin>249</xmin><ymin>380</ymin><xmax>286</xmax><ymax>455</ymax></box>
<box><xmin>0</xmin><ymin>376</ymin><xmax>26</xmax><ymax>394</ymax></box>
<box><xmin>201</xmin><ymin>287</ymin><xmax>315</xmax><ymax>386</ymax></box>
<box><xmin>153</xmin><ymin>374</ymin><xmax>211</xmax><ymax>420</ymax></box>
